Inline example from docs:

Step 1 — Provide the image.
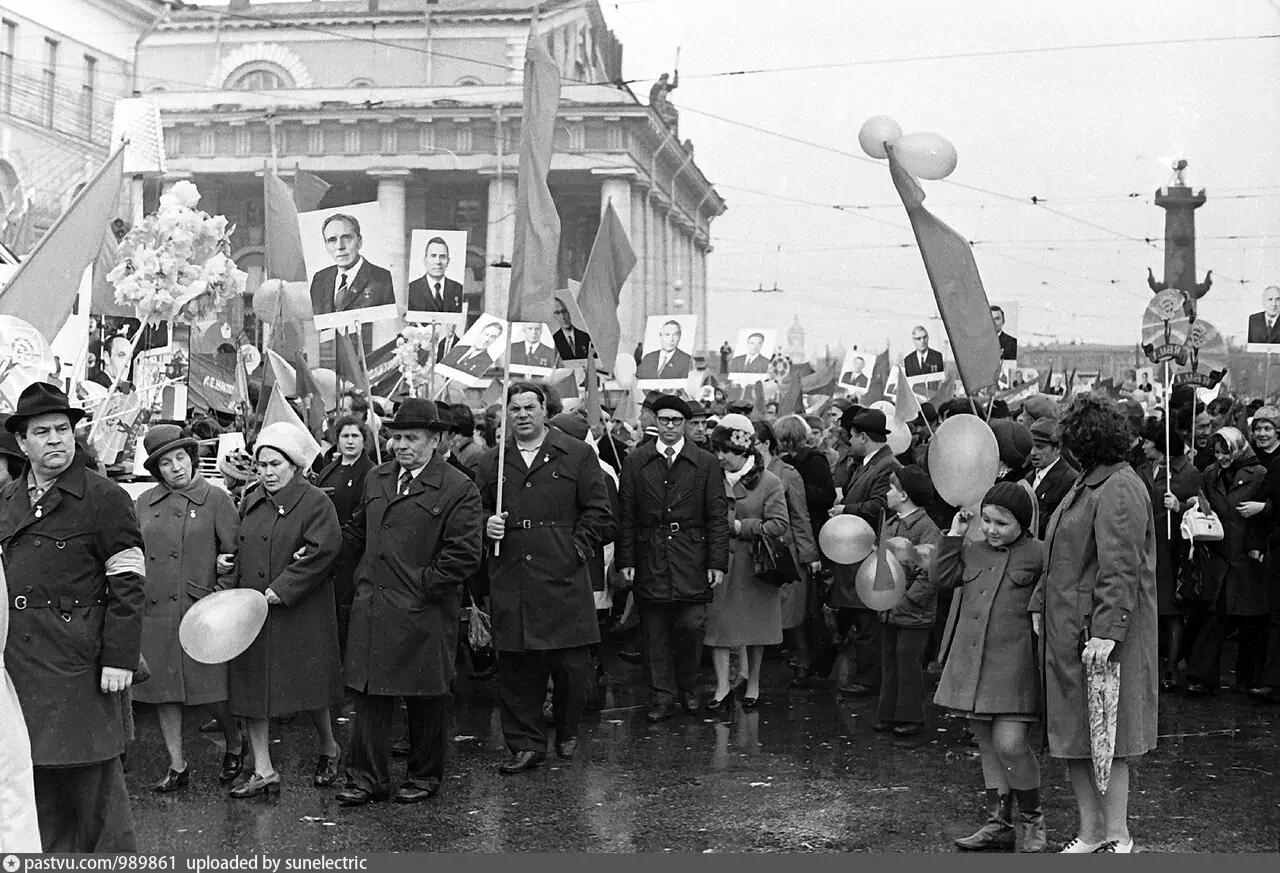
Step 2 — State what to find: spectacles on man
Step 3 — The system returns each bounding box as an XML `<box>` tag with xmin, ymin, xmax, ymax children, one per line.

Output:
<box><xmin>656</xmin><ymin>415</ymin><xmax>686</xmax><ymax>426</ymax></box>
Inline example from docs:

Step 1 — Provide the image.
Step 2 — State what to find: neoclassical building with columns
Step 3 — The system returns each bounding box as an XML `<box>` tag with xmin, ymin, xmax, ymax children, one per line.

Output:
<box><xmin>136</xmin><ymin>0</ymin><xmax>723</xmax><ymax>360</ymax></box>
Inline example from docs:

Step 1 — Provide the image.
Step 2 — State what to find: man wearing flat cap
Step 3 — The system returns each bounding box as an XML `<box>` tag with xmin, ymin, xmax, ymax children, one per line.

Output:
<box><xmin>618</xmin><ymin>393</ymin><xmax>731</xmax><ymax>722</ymax></box>
<box><xmin>478</xmin><ymin>382</ymin><xmax>615</xmax><ymax>773</ymax></box>
<box><xmin>337</xmin><ymin>397</ymin><xmax>484</xmax><ymax>806</ymax></box>
<box><xmin>1</xmin><ymin>382</ymin><xmax>146</xmax><ymax>850</ymax></box>
<box><xmin>1025</xmin><ymin>418</ymin><xmax>1078</xmax><ymax>539</ymax></box>
<box><xmin>827</xmin><ymin>405</ymin><xmax>899</xmax><ymax>696</ymax></box>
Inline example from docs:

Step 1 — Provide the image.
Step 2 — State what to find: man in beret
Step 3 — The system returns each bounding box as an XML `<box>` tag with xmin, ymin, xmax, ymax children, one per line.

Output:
<box><xmin>1015</xmin><ymin>395</ymin><xmax>1059</xmax><ymax>428</ymax></box>
<box><xmin>618</xmin><ymin>393</ymin><xmax>731</xmax><ymax>722</ymax></box>
<box><xmin>1025</xmin><ymin>418</ymin><xmax>1079</xmax><ymax>539</ymax></box>
<box><xmin>826</xmin><ymin>406</ymin><xmax>898</xmax><ymax>696</ymax></box>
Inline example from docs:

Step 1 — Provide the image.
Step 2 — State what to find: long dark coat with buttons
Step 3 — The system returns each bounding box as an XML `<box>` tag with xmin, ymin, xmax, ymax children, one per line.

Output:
<box><xmin>229</xmin><ymin>475</ymin><xmax>343</xmax><ymax>719</ymax></box>
<box><xmin>1201</xmin><ymin>448</ymin><xmax>1270</xmax><ymax>615</ymax></box>
<box><xmin>617</xmin><ymin>439</ymin><xmax>730</xmax><ymax>603</ymax></box>
<box><xmin>342</xmin><ymin>454</ymin><xmax>483</xmax><ymax>697</ymax></box>
<box><xmin>0</xmin><ymin>460</ymin><xmax>145</xmax><ymax>767</ymax></box>
<box><xmin>133</xmin><ymin>475</ymin><xmax>239</xmax><ymax>706</ymax></box>
<box><xmin>931</xmin><ymin>532</ymin><xmax>1043</xmax><ymax>716</ymax></box>
<box><xmin>476</xmin><ymin>428</ymin><xmax>614</xmax><ymax>651</ymax></box>
<box><xmin>1034</xmin><ymin>463</ymin><xmax>1158</xmax><ymax>759</ymax></box>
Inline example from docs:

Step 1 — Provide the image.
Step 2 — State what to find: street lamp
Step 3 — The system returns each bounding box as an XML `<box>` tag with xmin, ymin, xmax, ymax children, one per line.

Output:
<box><xmin>672</xmin><ymin>278</ymin><xmax>686</xmax><ymax>311</ymax></box>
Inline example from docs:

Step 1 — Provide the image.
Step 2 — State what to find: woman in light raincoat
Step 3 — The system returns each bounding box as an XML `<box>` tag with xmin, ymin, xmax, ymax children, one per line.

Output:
<box><xmin>0</xmin><ymin>554</ymin><xmax>41</xmax><ymax>851</ymax></box>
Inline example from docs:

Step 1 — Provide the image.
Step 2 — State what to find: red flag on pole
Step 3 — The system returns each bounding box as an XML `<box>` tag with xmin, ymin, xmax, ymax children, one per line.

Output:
<box><xmin>335</xmin><ymin>331</ymin><xmax>370</xmax><ymax>397</ymax></box>
<box><xmin>895</xmin><ymin>366</ymin><xmax>923</xmax><ymax>423</ymax></box>
<box><xmin>576</xmin><ymin>201</ymin><xmax>636</xmax><ymax>368</ymax></box>
<box><xmin>505</xmin><ymin>16</ymin><xmax>561</xmax><ymax>325</ymax></box>
<box><xmin>264</xmin><ymin>169</ymin><xmax>309</xmax><ymax>284</ymax></box>
<box><xmin>887</xmin><ymin>145</ymin><xmax>1001</xmax><ymax>395</ymax></box>
<box><xmin>0</xmin><ymin>144</ymin><xmax>125</xmax><ymax>341</ymax></box>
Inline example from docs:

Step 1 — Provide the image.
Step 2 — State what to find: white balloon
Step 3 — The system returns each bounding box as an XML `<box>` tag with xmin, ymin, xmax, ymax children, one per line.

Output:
<box><xmin>895</xmin><ymin>132</ymin><xmax>958</xmax><ymax>180</ymax></box>
<box><xmin>858</xmin><ymin>115</ymin><xmax>903</xmax><ymax>160</ymax></box>
<box><xmin>887</xmin><ymin>419</ymin><xmax>912</xmax><ymax>455</ymax></box>
<box><xmin>871</xmin><ymin>400</ymin><xmax>895</xmax><ymax>415</ymax></box>
<box><xmin>613</xmin><ymin>353</ymin><xmax>637</xmax><ymax>390</ymax></box>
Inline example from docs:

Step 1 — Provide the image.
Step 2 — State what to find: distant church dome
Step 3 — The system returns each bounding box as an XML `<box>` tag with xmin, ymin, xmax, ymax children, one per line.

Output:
<box><xmin>785</xmin><ymin>314</ymin><xmax>806</xmax><ymax>361</ymax></box>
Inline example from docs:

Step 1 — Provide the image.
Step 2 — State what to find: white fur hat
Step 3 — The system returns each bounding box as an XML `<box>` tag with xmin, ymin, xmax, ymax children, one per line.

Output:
<box><xmin>254</xmin><ymin>422</ymin><xmax>320</xmax><ymax>470</ymax></box>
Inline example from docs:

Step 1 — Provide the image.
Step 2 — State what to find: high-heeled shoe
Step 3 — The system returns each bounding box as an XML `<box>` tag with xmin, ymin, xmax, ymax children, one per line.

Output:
<box><xmin>152</xmin><ymin>767</ymin><xmax>189</xmax><ymax>793</ymax></box>
<box><xmin>313</xmin><ymin>753</ymin><xmax>340</xmax><ymax>787</ymax></box>
<box><xmin>705</xmin><ymin>687</ymin><xmax>735</xmax><ymax>713</ymax></box>
<box><xmin>218</xmin><ymin>748</ymin><xmax>246</xmax><ymax>784</ymax></box>
<box><xmin>229</xmin><ymin>771</ymin><xmax>280</xmax><ymax>799</ymax></box>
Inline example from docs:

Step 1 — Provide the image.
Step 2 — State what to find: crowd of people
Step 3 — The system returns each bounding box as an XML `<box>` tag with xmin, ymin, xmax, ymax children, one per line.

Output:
<box><xmin>1</xmin><ymin>370</ymin><xmax>1278</xmax><ymax>854</ymax></box>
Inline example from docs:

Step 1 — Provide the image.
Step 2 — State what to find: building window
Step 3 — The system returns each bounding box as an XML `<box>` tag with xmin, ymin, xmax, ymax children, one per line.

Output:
<box><xmin>81</xmin><ymin>55</ymin><xmax>96</xmax><ymax>137</ymax></box>
<box><xmin>227</xmin><ymin>63</ymin><xmax>292</xmax><ymax>91</ymax></box>
<box><xmin>1</xmin><ymin>20</ymin><xmax>15</xmax><ymax>115</ymax></box>
<box><xmin>454</xmin><ymin>76</ymin><xmax>482</xmax><ymax>86</ymax></box>
<box><xmin>348</xmin><ymin>77</ymin><xmax>374</xmax><ymax>88</ymax></box>
<box><xmin>43</xmin><ymin>37</ymin><xmax>58</xmax><ymax>128</ymax></box>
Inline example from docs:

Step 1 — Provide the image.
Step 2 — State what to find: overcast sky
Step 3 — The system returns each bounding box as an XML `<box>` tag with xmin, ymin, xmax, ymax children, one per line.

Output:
<box><xmin>606</xmin><ymin>0</ymin><xmax>1280</xmax><ymax>358</ymax></box>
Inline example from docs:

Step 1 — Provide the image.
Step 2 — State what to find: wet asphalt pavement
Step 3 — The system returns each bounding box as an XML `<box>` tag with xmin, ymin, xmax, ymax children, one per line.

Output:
<box><xmin>126</xmin><ymin>649</ymin><xmax>1280</xmax><ymax>853</ymax></box>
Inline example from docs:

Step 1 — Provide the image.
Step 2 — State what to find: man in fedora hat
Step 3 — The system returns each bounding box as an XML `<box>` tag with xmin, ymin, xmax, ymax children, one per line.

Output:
<box><xmin>477</xmin><ymin>381</ymin><xmax>614</xmax><ymax>773</ymax></box>
<box><xmin>0</xmin><ymin>382</ymin><xmax>146</xmax><ymax>851</ymax></box>
<box><xmin>337</xmin><ymin>397</ymin><xmax>484</xmax><ymax>806</ymax></box>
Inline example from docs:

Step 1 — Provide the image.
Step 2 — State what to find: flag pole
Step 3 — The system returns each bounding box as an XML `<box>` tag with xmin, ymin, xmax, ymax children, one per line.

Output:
<box><xmin>1164</xmin><ymin>360</ymin><xmax>1173</xmax><ymax>539</ymax></box>
<box><xmin>493</xmin><ymin>328</ymin><xmax>515</xmax><ymax>557</ymax></box>
<box><xmin>588</xmin><ymin>339</ymin><xmax>622</xmax><ymax>467</ymax></box>
<box><xmin>352</xmin><ymin>324</ymin><xmax>381</xmax><ymax>465</ymax></box>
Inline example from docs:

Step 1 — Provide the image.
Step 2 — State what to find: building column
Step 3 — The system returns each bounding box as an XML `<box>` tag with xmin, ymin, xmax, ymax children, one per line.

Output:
<box><xmin>630</xmin><ymin>179</ymin><xmax>650</xmax><ymax>350</ymax></box>
<box><xmin>651</xmin><ymin>195</ymin><xmax>669</xmax><ymax>313</ymax></box>
<box><xmin>374</xmin><ymin>170</ymin><xmax>410</xmax><ymax>351</ymax></box>
<box><xmin>483</xmin><ymin>174</ymin><xmax>517</xmax><ymax>318</ymax></box>
<box><xmin>598</xmin><ymin>174</ymin><xmax>635</xmax><ymax>366</ymax></box>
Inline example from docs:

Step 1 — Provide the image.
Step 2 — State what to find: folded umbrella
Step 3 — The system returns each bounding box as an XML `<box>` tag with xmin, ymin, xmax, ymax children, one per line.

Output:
<box><xmin>1086</xmin><ymin>660</ymin><xmax>1121</xmax><ymax>793</ymax></box>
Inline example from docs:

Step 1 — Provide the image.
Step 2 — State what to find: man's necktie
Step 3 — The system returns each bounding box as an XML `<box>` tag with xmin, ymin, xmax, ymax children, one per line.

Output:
<box><xmin>398</xmin><ymin>470</ymin><xmax>411</xmax><ymax>496</ymax></box>
<box><xmin>664</xmin><ymin>446</ymin><xmax>676</xmax><ymax>468</ymax></box>
<box><xmin>659</xmin><ymin>354</ymin><xmax>670</xmax><ymax>373</ymax></box>
<box><xmin>434</xmin><ymin>281</ymin><xmax>443</xmax><ymax>309</ymax></box>
<box><xmin>335</xmin><ymin>272</ymin><xmax>352</xmax><ymax>311</ymax></box>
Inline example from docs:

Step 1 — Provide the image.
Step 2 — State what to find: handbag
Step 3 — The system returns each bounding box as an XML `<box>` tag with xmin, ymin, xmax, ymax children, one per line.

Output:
<box><xmin>1180</xmin><ymin>502</ymin><xmax>1224</xmax><ymax>543</ymax></box>
<box><xmin>751</xmin><ymin>534</ymin><xmax>801</xmax><ymax>587</ymax></box>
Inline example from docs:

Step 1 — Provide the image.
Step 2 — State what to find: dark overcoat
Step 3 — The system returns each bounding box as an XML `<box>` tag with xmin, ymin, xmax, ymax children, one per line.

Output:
<box><xmin>0</xmin><ymin>460</ymin><xmax>145</xmax><ymax>766</ymax></box>
<box><xmin>829</xmin><ymin>445</ymin><xmax>900</xmax><ymax>609</ymax></box>
<box><xmin>881</xmin><ymin>508</ymin><xmax>943</xmax><ymax>630</ymax></box>
<box><xmin>133</xmin><ymin>476</ymin><xmax>238</xmax><ymax>706</ymax></box>
<box><xmin>477</xmin><ymin>428</ymin><xmax>614</xmax><ymax>651</ymax></box>
<box><xmin>617</xmin><ymin>439</ymin><xmax>730</xmax><ymax>603</ymax></box>
<box><xmin>932</xmin><ymin>533</ymin><xmax>1043</xmax><ymax>715</ymax></box>
<box><xmin>229</xmin><ymin>476</ymin><xmax>342</xmax><ymax>718</ymax></box>
<box><xmin>1201</xmin><ymin>450</ymin><xmax>1270</xmax><ymax>615</ymax></box>
<box><xmin>1150</xmin><ymin>455</ymin><xmax>1202</xmax><ymax>615</ymax></box>
<box><xmin>1036</xmin><ymin>463</ymin><xmax>1158</xmax><ymax>759</ymax></box>
<box><xmin>1026</xmin><ymin>458</ymin><xmax>1079</xmax><ymax>539</ymax></box>
<box><xmin>343</xmin><ymin>454</ymin><xmax>483</xmax><ymax>697</ymax></box>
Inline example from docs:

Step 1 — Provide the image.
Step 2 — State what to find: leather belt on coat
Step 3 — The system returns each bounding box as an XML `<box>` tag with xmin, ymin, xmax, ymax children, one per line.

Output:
<box><xmin>640</xmin><ymin>523</ymin><xmax>704</xmax><ymax>538</ymax></box>
<box><xmin>10</xmin><ymin>593</ymin><xmax>106</xmax><ymax>615</ymax></box>
<box><xmin>510</xmin><ymin>519</ymin><xmax>573</xmax><ymax>530</ymax></box>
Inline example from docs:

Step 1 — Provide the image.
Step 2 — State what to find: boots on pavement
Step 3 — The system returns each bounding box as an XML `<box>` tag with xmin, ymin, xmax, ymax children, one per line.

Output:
<box><xmin>954</xmin><ymin>788</ymin><xmax>1015</xmax><ymax>851</ymax></box>
<box><xmin>1013</xmin><ymin>787</ymin><xmax>1046</xmax><ymax>853</ymax></box>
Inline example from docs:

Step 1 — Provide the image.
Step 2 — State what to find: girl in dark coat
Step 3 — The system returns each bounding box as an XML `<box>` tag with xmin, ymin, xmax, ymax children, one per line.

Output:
<box><xmin>228</xmin><ymin>423</ymin><xmax>343</xmax><ymax>799</ymax></box>
<box><xmin>315</xmin><ymin>416</ymin><xmax>374</xmax><ymax>654</ymax></box>
<box><xmin>1185</xmin><ymin>426</ymin><xmax>1270</xmax><ymax>694</ymax></box>
<box><xmin>932</xmin><ymin>483</ymin><xmax>1046</xmax><ymax>853</ymax></box>
<box><xmin>1137</xmin><ymin>423</ymin><xmax>1201</xmax><ymax>690</ymax></box>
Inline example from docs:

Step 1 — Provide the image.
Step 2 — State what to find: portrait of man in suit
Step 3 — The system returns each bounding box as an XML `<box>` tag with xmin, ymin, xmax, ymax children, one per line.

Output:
<box><xmin>841</xmin><ymin>355</ymin><xmax>868</xmax><ymax>389</ymax></box>
<box><xmin>308</xmin><ymin>213</ymin><xmax>395</xmax><ymax>316</ymax></box>
<box><xmin>508</xmin><ymin>323</ymin><xmax>559</xmax><ymax>370</ymax></box>
<box><xmin>406</xmin><ymin>236</ymin><xmax>465</xmax><ymax>315</ymax></box>
<box><xmin>991</xmin><ymin>305</ymin><xmax>1018</xmax><ymax>361</ymax></box>
<box><xmin>728</xmin><ymin>332</ymin><xmax>771</xmax><ymax>375</ymax></box>
<box><xmin>440</xmin><ymin>321</ymin><xmax>505</xmax><ymax>378</ymax></box>
<box><xmin>637</xmin><ymin>320</ymin><xmax>693</xmax><ymax>381</ymax></box>
<box><xmin>552</xmin><ymin>296</ymin><xmax>592</xmax><ymax>361</ymax></box>
<box><xmin>903</xmin><ymin>325</ymin><xmax>945</xmax><ymax>376</ymax></box>
<box><xmin>1247</xmin><ymin>286</ymin><xmax>1280</xmax><ymax>345</ymax></box>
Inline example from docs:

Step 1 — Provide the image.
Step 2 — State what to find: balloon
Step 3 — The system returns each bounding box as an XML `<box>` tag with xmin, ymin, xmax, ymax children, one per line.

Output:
<box><xmin>614</xmin><ymin>353</ymin><xmax>637</xmax><ymax>390</ymax></box>
<box><xmin>855</xmin><ymin>550</ymin><xmax>907</xmax><ymax>611</ymax></box>
<box><xmin>819</xmin><ymin>514</ymin><xmax>876</xmax><ymax>565</ymax></box>
<box><xmin>858</xmin><ymin>115</ymin><xmax>903</xmax><ymax>160</ymax></box>
<box><xmin>252</xmin><ymin>279</ymin><xmax>313</xmax><ymax>323</ymax></box>
<box><xmin>895</xmin><ymin>132</ymin><xmax>959</xmax><ymax>180</ymax></box>
<box><xmin>179</xmin><ymin>589</ymin><xmax>269</xmax><ymax>664</ymax></box>
<box><xmin>928</xmin><ymin>413</ymin><xmax>999</xmax><ymax>508</ymax></box>
<box><xmin>887</xmin><ymin>418</ymin><xmax>912</xmax><ymax>455</ymax></box>
<box><xmin>870</xmin><ymin>400</ymin><xmax>895</xmax><ymax>415</ymax></box>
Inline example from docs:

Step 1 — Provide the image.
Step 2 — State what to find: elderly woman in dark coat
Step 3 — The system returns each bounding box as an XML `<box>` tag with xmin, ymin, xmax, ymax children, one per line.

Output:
<box><xmin>1034</xmin><ymin>394</ymin><xmax>1157</xmax><ymax>854</ymax></box>
<box><xmin>227</xmin><ymin>422</ymin><xmax>343</xmax><ymax>799</ymax></box>
<box><xmin>134</xmin><ymin>425</ymin><xmax>243</xmax><ymax>792</ymax></box>
<box><xmin>1185</xmin><ymin>426</ymin><xmax>1270</xmax><ymax>695</ymax></box>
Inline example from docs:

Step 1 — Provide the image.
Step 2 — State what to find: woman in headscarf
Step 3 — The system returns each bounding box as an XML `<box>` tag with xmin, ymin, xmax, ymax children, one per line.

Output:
<box><xmin>227</xmin><ymin>422</ymin><xmax>343</xmax><ymax>798</ymax></box>
<box><xmin>1035</xmin><ymin>394</ymin><xmax>1157</xmax><ymax>853</ymax></box>
<box><xmin>1184</xmin><ymin>426</ymin><xmax>1270</xmax><ymax>696</ymax></box>
<box><xmin>133</xmin><ymin>425</ymin><xmax>243</xmax><ymax>792</ymax></box>
<box><xmin>703</xmin><ymin>414</ymin><xmax>788</xmax><ymax>711</ymax></box>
